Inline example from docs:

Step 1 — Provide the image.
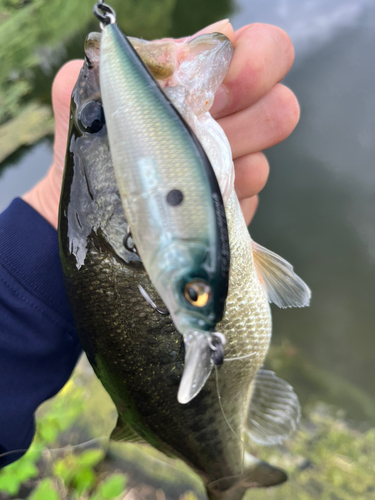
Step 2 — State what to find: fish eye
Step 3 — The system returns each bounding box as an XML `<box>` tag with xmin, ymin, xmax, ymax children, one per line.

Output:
<box><xmin>184</xmin><ymin>280</ymin><xmax>211</xmax><ymax>307</ymax></box>
<box><xmin>78</xmin><ymin>100</ymin><xmax>105</xmax><ymax>133</ymax></box>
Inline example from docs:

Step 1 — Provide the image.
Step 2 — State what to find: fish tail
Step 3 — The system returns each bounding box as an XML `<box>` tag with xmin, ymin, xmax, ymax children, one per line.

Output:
<box><xmin>205</xmin><ymin>455</ymin><xmax>287</xmax><ymax>500</ymax></box>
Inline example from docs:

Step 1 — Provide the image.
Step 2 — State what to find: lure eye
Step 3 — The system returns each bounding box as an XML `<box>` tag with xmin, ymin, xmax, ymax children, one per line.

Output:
<box><xmin>78</xmin><ymin>101</ymin><xmax>105</xmax><ymax>133</ymax></box>
<box><xmin>184</xmin><ymin>281</ymin><xmax>211</xmax><ymax>307</ymax></box>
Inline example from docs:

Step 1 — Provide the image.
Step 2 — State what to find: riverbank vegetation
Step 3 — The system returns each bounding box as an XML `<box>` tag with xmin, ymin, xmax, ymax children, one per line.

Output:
<box><xmin>1</xmin><ymin>348</ymin><xmax>374</xmax><ymax>500</ymax></box>
<box><xmin>0</xmin><ymin>0</ymin><xmax>232</xmax><ymax>163</ymax></box>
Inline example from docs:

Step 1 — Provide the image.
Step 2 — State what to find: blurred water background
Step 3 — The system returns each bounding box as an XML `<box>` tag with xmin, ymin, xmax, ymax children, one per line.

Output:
<box><xmin>0</xmin><ymin>0</ymin><xmax>375</xmax><ymax>498</ymax></box>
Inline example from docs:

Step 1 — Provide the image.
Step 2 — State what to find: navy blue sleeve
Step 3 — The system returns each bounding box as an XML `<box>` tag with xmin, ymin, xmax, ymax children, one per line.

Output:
<box><xmin>0</xmin><ymin>199</ymin><xmax>82</xmax><ymax>467</ymax></box>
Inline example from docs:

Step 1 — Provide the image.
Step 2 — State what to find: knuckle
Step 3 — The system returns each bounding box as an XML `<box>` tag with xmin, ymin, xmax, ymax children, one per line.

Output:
<box><xmin>238</xmin><ymin>24</ymin><xmax>295</xmax><ymax>100</ymax></box>
<box><xmin>256</xmin><ymin>153</ymin><xmax>270</xmax><ymax>189</ymax></box>
<box><xmin>260</xmin><ymin>25</ymin><xmax>295</xmax><ymax>67</ymax></box>
<box><xmin>273</xmin><ymin>26</ymin><xmax>294</xmax><ymax>58</ymax></box>
<box><xmin>249</xmin><ymin>153</ymin><xmax>270</xmax><ymax>194</ymax></box>
<box><xmin>235</xmin><ymin>153</ymin><xmax>270</xmax><ymax>199</ymax></box>
<box><xmin>274</xmin><ymin>84</ymin><xmax>300</xmax><ymax>137</ymax></box>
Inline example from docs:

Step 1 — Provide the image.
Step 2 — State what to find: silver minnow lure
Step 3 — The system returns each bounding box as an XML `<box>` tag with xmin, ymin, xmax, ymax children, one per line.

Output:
<box><xmin>97</xmin><ymin>9</ymin><xmax>230</xmax><ymax>403</ymax></box>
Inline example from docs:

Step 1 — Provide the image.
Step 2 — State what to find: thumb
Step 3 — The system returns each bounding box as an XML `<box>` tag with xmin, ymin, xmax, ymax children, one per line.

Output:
<box><xmin>195</xmin><ymin>19</ymin><xmax>234</xmax><ymax>42</ymax></box>
<box><xmin>51</xmin><ymin>60</ymin><xmax>83</xmax><ymax>183</ymax></box>
<box><xmin>22</xmin><ymin>60</ymin><xmax>83</xmax><ymax>229</ymax></box>
<box><xmin>167</xmin><ymin>19</ymin><xmax>234</xmax><ymax>44</ymax></box>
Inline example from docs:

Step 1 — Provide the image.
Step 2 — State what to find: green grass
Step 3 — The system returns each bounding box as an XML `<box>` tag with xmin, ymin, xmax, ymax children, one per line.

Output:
<box><xmin>1</xmin><ymin>357</ymin><xmax>374</xmax><ymax>500</ymax></box>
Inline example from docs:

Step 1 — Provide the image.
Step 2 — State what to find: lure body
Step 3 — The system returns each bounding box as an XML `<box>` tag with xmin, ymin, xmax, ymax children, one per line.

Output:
<box><xmin>100</xmin><ymin>23</ymin><xmax>229</xmax><ymax>341</ymax></box>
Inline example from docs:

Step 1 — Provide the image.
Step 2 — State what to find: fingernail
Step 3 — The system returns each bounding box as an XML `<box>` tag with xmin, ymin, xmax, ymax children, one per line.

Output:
<box><xmin>210</xmin><ymin>85</ymin><xmax>229</xmax><ymax>116</ymax></box>
<box><xmin>207</xmin><ymin>18</ymin><xmax>229</xmax><ymax>30</ymax></box>
<box><xmin>196</xmin><ymin>19</ymin><xmax>229</xmax><ymax>36</ymax></box>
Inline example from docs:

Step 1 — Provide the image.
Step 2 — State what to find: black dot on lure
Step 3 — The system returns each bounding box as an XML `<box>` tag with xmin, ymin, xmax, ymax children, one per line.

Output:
<box><xmin>166</xmin><ymin>189</ymin><xmax>184</xmax><ymax>206</ymax></box>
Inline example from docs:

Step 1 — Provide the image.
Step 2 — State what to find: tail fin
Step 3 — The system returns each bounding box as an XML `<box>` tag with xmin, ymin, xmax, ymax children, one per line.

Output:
<box><xmin>206</xmin><ymin>452</ymin><xmax>287</xmax><ymax>500</ymax></box>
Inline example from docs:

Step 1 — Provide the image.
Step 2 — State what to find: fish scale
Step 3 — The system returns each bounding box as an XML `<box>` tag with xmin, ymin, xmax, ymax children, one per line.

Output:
<box><xmin>62</xmin><ymin>159</ymin><xmax>267</xmax><ymax>487</ymax></box>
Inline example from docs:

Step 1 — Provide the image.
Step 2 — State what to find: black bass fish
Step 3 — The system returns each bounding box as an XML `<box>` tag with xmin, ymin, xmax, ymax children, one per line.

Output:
<box><xmin>58</xmin><ymin>27</ymin><xmax>310</xmax><ymax>500</ymax></box>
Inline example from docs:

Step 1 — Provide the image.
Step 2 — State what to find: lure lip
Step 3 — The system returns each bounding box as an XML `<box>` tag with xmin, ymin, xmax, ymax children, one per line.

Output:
<box><xmin>177</xmin><ymin>329</ymin><xmax>226</xmax><ymax>404</ymax></box>
<box><xmin>177</xmin><ymin>329</ymin><xmax>213</xmax><ymax>404</ymax></box>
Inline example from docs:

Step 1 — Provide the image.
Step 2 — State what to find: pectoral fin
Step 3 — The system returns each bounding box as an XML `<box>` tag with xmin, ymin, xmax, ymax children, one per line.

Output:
<box><xmin>252</xmin><ymin>241</ymin><xmax>311</xmax><ymax>308</ymax></box>
<box><xmin>246</xmin><ymin>369</ymin><xmax>301</xmax><ymax>446</ymax></box>
<box><xmin>178</xmin><ymin>331</ymin><xmax>213</xmax><ymax>404</ymax></box>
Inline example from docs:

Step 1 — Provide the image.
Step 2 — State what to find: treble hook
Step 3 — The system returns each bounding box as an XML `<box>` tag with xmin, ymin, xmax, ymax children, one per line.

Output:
<box><xmin>138</xmin><ymin>285</ymin><xmax>169</xmax><ymax>316</ymax></box>
<box><xmin>93</xmin><ymin>1</ymin><xmax>117</xmax><ymax>27</ymax></box>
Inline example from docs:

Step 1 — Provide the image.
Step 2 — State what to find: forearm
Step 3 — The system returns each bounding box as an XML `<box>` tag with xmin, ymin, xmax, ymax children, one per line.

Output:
<box><xmin>0</xmin><ymin>199</ymin><xmax>82</xmax><ymax>467</ymax></box>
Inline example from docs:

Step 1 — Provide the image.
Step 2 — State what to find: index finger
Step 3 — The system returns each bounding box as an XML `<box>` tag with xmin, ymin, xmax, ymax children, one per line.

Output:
<box><xmin>163</xmin><ymin>19</ymin><xmax>234</xmax><ymax>43</ymax></box>
<box><xmin>211</xmin><ymin>23</ymin><xmax>295</xmax><ymax>118</ymax></box>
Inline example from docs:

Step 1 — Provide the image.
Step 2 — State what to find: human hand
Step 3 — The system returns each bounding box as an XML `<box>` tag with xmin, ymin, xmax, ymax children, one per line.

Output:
<box><xmin>23</xmin><ymin>20</ymin><xmax>299</xmax><ymax>229</ymax></box>
<box><xmin>212</xmin><ymin>22</ymin><xmax>298</xmax><ymax>224</ymax></box>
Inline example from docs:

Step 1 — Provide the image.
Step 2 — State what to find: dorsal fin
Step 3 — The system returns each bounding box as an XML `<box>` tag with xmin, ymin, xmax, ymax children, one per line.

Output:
<box><xmin>246</xmin><ymin>369</ymin><xmax>301</xmax><ymax>446</ymax></box>
<box><xmin>252</xmin><ymin>241</ymin><xmax>311</xmax><ymax>308</ymax></box>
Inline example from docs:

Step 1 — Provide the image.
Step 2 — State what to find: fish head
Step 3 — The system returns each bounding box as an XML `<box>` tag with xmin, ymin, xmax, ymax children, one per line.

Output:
<box><xmin>72</xmin><ymin>32</ymin><xmax>104</xmax><ymax>138</ymax></box>
<box><xmin>60</xmin><ymin>32</ymin><xmax>141</xmax><ymax>268</ymax></box>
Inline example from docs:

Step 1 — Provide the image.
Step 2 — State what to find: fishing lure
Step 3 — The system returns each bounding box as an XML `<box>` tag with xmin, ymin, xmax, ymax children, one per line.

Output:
<box><xmin>95</xmin><ymin>2</ymin><xmax>230</xmax><ymax>403</ymax></box>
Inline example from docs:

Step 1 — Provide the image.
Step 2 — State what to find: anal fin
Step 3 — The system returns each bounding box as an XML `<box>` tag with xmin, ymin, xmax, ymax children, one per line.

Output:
<box><xmin>247</xmin><ymin>369</ymin><xmax>301</xmax><ymax>446</ymax></box>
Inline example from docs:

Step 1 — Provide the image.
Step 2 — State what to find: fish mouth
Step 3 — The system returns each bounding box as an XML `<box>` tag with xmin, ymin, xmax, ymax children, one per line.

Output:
<box><xmin>177</xmin><ymin>330</ymin><xmax>226</xmax><ymax>404</ymax></box>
